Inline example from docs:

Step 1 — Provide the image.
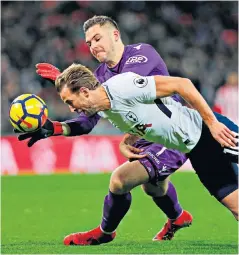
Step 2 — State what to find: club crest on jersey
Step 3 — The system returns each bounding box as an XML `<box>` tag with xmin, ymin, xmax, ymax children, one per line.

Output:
<box><xmin>126</xmin><ymin>111</ymin><xmax>138</xmax><ymax>122</ymax></box>
<box><xmin>133</xmin><ymin>77</ymin><xmax>148</xmax><ymax>88</ymax></box>
<box><xmin>126</xmin><ymin>55</ymin><xmax>148</xmax><ymax>64</ymax></box>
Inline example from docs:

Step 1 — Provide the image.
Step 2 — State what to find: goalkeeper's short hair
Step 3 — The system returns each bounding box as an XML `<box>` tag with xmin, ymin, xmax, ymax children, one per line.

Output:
<box><xmin>83</xmin><ymin>15</ymin><xmax>119</xmax><ymax>33</ymax></box>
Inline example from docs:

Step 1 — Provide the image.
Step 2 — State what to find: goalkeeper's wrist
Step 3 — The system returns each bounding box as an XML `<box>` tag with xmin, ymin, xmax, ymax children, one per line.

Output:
<box><xmin>52</xmin><ymin>121</ymin><xmax>71</xmax><ymax>136</ymax></box>
<box><xmin>61</xmin><ymin>122</ymin><xmax>71</xmax><ymax>136</ymax></box>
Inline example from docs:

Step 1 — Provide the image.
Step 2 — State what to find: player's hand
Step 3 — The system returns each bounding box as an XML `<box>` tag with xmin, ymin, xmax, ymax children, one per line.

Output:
<box><xmin>15</xmin><ymin>119</ymin><xmax>63</xmax><ymax>147</ymax></box>
<box><xmin>119</xmin><ymin>140</ymin><xmax>147</xmax><ymax>159</ymax></box>
<box><xmin>36</xmin><ymin>63</ymin><xmax>61</xmax><ymax>83</ymax></box>
<box><xmin>208</xmin><ymin>121</ymin><xmax>237</xmax><ymax>148</ymax></box>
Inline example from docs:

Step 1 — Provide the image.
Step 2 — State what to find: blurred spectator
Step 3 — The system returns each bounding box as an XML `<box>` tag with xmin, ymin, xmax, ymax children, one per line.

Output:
<box><xmin>1</xmin><ymin>1</ymin><xmax>238</xmax><ymax>134</ymax></box>
<box><xmin>213</xmin><ymin>72</ymin><xmax>238</xmax><ymax>124</ymax></box>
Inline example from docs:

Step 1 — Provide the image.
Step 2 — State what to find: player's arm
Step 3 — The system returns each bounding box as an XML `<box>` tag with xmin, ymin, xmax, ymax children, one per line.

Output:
<box><xmin>119</xmin><ymin>133</ymin><xmax>147</xmax><ymax>159</ymax></box>
<box><xmin>17</xmin><ymin>113</ymin><xmax>100</xmax><ymax>147</ymax></box>
<box><xmin>119</xmin><ymin>133</ymin><xmax>141</xmax><ymax>159</ymax></box>
<box><xmin>63</xmin><ymin>113</ymin><xmax>100</xmax><ymax>136</ymax></box>
<box><xmin>153</xmin><ymin>75</ymin><xmax>237</xmax><ymax>147</ymax></box>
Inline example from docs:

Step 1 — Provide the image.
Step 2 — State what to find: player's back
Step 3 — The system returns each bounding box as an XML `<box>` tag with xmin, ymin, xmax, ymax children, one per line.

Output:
<box><xmin>99</xmin><ymin>72</ymin><xmax>202</xmax><ymax>153</ymax></box>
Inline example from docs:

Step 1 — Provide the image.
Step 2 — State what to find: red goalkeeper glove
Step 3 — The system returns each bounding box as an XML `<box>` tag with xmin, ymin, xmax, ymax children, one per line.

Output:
<box><xmin>36</xmin><ymin>63</ymin><xmax>61</xmax><ymax>83</ymax></box>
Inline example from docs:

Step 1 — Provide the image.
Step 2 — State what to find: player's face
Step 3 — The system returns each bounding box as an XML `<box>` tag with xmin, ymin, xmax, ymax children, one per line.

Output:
<box><xmin>85</xmin><ymin>24</ymin><xmax>118</xmax><ymax>63</ymax></box>
<box><xmin>59</xmin><ymin>86</ymin><xmax>97</xmax><ymax>116</ymax></box>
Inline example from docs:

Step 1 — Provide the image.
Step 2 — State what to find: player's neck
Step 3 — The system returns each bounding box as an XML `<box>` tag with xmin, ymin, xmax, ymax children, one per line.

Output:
<box><xmin>106</xmin><ymin>43</ymin><xmax>125</xmax><ymax>68</ymax></box>
<box><xmin>92</xmin><ymin>87</ymin><xmax>111</xmax><ymax>112</ymax></box>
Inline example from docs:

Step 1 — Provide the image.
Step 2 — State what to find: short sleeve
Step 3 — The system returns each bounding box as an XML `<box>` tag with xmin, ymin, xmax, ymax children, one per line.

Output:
<box><xmin>105</xmin><ymin>72</ymin><xmax>156</xmax><ymax>105</ymax></box>
<box><xmin>129</xmin><ymin>74</ymin><xmax>156</xmax><ymax>103</ymax></box>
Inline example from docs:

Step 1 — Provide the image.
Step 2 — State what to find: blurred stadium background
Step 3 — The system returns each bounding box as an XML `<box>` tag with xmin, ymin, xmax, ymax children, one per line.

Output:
<box><xmin>1</xmin><ymin>1</ymin><xmax>238</xmax><ymax>134</ymax></box>
<box><xmin>1</xmin><ymin>1</ymin><xmax>238</xmax><ymax>254</ymax></box>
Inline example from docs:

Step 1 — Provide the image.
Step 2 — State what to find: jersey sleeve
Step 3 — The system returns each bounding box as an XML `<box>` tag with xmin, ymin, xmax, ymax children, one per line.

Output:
<box><xmin>64</xmin><ymin>112</ymin><xmax>100</xmax><ymax>136</ymax></box>
<box><xmin>121</xmin><ymin>44</ymin><xmax>169</xmax><ymax>76</ymax></box>
<box><xmin>107</xmin><ymin>72</ymin><xmax>157</xmax><ymax>105</ymax></box>
<box><xmin>131</xmin><ymin>75</ymin><xmax>157</xmax><ymax>103</ymax></box>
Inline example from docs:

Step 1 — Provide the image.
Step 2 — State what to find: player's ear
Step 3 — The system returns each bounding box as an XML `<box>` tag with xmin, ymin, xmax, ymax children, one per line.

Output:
<box><xmin>79</xmin><ymin>87</ymin><xmax>90</xmax><ymax>97</ymax></box>
<box><xmin>113</xmin><ymin>30</ymin><xmax>120</xmax><ymax>41</ymax></box>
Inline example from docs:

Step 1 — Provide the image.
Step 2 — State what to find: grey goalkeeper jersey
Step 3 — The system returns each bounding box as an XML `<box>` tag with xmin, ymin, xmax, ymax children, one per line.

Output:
<box><xmin>98</xmin><ymin>72</ymin><xmax>203</xmax><ymax>153</ymax></box>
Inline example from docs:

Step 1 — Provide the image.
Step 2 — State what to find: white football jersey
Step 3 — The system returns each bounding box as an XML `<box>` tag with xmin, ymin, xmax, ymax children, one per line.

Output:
<box><xmin>98</xmin><ymin>72</ymin><xmax>203</xmax><ymax>153</ymax></box>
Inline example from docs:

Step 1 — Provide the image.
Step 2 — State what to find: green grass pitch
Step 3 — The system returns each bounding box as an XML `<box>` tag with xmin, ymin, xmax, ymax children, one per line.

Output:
<box><xmin>1</xmin><ymin>172</ymin><xmax>238</xmax><ymax>254</ymax></box>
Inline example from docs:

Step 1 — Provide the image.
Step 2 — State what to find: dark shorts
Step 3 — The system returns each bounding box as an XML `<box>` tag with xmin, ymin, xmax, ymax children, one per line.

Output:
<box><xmin>130</xmin><ymin>140</ymin><xmax>188</xmax><ymax>185</ymax></box>
<box><xmin>187</xmin><ymin>113</ymin><xmax>238</xmax><ymax>201</ymax></box>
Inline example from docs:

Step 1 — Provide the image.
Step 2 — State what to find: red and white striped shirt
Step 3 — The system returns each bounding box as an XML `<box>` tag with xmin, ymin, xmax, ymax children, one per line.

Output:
<box><xmin>213</xmin><ymin>84</ymin><xmax>238</xmax><ymax>124</ymax></box>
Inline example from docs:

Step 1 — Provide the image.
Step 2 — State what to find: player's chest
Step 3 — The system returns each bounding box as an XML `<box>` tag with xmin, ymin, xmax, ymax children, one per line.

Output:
<box><xmin>100</xmin><ymin>105</ymin><xmax>154</xmax><ymax>136</ymax></box>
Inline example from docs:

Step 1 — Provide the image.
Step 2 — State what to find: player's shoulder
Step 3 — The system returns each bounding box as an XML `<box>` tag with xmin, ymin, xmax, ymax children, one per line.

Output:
<box><xmin>103</xmin><ymin>72</ymin><xmax>141</xmax><ymax>100</ymax></box>
<box><xmin>105</xmin><ymin>72</ymin><xmax>137</xmax><ymax>84</ymax></box>
<box><xmin>124</xmin><ymin>43</ymin><xmax>160</xmax><ymax>65</ymax></box>
<box><xmin>127</xmin><ymin>43</ymin><xmax>155</xmax><ymax>51</ymax></box>
<box><xmin>94</xmin><ymin>63</ymin><xmax>106</xmax><ymax>77</ymax></box>
<box><xmin>104</xmin><ymin>72</ymin><xmax>140</xmax><ymax>93</ymax></box>
<box><xmin>126</xmin><ymin>43</ymin><xmax>156</xmax><ymax>55</ymax></box>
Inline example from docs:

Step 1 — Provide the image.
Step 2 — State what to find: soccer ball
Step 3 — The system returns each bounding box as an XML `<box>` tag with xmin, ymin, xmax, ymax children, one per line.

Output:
<box><xmin>9</xmin><ymin>94</ymin><xmax>48</xmax><ymax>133</ymax></box>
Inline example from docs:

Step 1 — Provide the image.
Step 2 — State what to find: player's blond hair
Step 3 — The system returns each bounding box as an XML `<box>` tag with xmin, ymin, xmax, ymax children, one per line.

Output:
<box><xmin>55</xmin><ymin>63</ymin><xmax>100</xmax><ymax>93</ymax></box>
<box><xmin>83</xmin><ymin>15</ymin><xmax>119</xmax><ymax>33</ymax></box>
